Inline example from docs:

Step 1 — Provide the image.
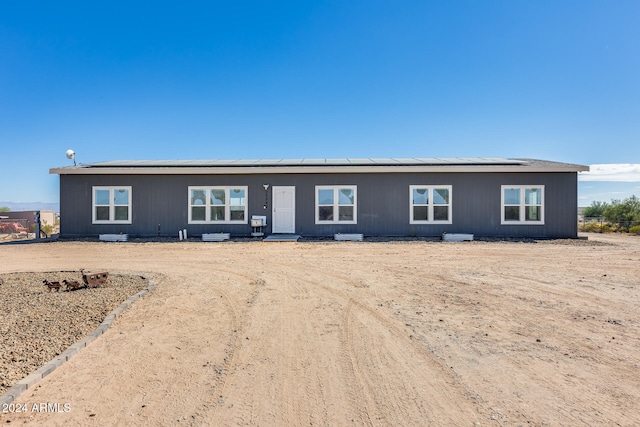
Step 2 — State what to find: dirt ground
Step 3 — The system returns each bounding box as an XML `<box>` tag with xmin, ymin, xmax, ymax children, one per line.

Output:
<box><xmin>1</xmin><ymin>234</ymin><xmax>639</xmax><ymax>426</ymax></box>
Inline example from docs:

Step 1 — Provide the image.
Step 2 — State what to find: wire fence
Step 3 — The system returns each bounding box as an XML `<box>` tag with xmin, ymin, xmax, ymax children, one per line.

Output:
<box><xmin>579</xmin><ymin>217</ymin><xmax>640</xmax><ymax>233</ymax></box>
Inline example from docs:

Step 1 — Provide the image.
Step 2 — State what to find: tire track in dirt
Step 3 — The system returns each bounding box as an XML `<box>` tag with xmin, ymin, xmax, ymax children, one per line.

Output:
<box><xmin>120</xmin><ymin>271</ymin><xmax>247</xmax><ymax>426</ymax></box>
<box><xmin>278</xmin><ymin>250</ymin><xmax>637</xmax><ymax>425</ymax></box>
<box><xmin>341</xmin><ymin>300</ymin><xmax>376</xmax><ymax>426</ymax></box>
<box><xmin>276</xmin><ymin>265</ymin><xmax>485</xmax><ymax>426</ymax></box>
<box><xmin>206</xmin><ymin>271</ymin><xmax>342</xmax><ymax>426</ymax></box>
<box><xmin>158</xmin><ymin>264</ymin><xmax>277</xmax><ymax>425</ymax></box>
<box><xmin>205</xmin><ymin>280</ymin><xmax>244</xmax><ymax>420</ymax></box>
<box><xmin>122</xmin><ymin>264</ymin><xmax>262</xmax><ymax>425</ymax></box>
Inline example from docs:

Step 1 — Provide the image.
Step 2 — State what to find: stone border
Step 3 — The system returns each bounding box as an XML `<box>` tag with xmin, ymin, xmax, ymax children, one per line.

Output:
<box><xmin>0</xmin><ymin>276</ymin><xmax>155</xmax><ymax>405</ymax></box>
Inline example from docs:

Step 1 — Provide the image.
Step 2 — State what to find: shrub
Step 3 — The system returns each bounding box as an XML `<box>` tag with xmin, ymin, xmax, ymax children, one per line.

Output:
<box><xmin>630</xmin><ymin>225</ymin><xmax>640</xmax><ymax>235</ymax></box>
<box><xmin>41</xmin><ymin>223</ymin><xmax>54</xmax><ymax>236</ymax></box>
<box><xmin>603</xmin><ymin>195</ymin><xmax>640</xmax><ymax>232</ymax></box>
<box><xmin>580</xmin><ymin>222</ymin><xmax>613</xmax><ymax>233</ymax></box>
<box><xmin>583</xmin><ymin>201</ymin><xmax>608</xmax><ymax>218</ymax></box>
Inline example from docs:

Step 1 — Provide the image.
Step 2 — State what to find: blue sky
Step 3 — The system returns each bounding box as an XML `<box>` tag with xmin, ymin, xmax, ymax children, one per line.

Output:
<box><xmin>1</xmin><ymin>1</ymin><xmax>639</xmax><ymax>205</ymax></box>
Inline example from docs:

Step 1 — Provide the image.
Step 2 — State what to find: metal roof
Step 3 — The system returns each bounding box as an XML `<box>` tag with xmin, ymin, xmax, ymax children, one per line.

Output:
<box><xmin>71</xmin><ymin>157</ymin><xmax>528</xmax><ymax>167</ymax></box>
<box><xmin>50</xmin><ymin>157</ymin><xmax>589</xmax><ymax>175</ymax></box>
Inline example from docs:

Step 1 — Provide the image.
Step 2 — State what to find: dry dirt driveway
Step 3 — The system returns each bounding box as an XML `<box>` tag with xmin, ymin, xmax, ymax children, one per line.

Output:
<box><xmin>1</xmin><ymin>234</ymin><xmax>639</xmax><ymax>426</ymax></box>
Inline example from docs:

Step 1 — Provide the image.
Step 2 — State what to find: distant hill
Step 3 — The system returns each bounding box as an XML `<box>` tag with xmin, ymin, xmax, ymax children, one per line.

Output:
<box><xmin>0</xmin><ymin>201</ymin><xmax>60</xmax><ymax>212</ymax></box>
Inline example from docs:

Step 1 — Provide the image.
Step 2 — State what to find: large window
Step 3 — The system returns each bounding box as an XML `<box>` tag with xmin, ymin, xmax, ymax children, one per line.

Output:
<box><xmin>92</xmin><ymin>186</ymin><xmax>132</xmax><ymax>224</ymax></box>
<box><xmin>410</xmin><ymin>185</ymin><xmax>452</xmax><ymax>224</ymax></box>
<box><xmin>188</xmin><ymin>186</ymin><xmax>248</xmax><ymax>224</ymax></box>
<box><xmin>315</xmin><ymin>186</ymin><xmax>357</xmax><ymax>224</ymax></box>
<box><xmin>501</xmin><ymin>185</ymin><xmax>544</xmax><ymax>225</ymax></box>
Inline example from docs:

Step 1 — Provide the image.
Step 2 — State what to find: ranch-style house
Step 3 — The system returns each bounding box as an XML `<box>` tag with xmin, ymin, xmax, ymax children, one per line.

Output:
<box><xmin>50</xmin><ymin>157</ymin><xmax>589</xmax><ymax>239</ymax></box>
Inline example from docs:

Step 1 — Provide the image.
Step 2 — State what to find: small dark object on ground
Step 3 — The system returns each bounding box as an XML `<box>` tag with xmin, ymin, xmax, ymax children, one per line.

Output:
<box><xmin>63</xmin><ymin>279</ymin><xmax>84</xmax><ymax>291</ymax></box>
<box><xmin>43</xmin><ymin>279</ymin><xmax>62</xmax><ymax>292</ymax></box>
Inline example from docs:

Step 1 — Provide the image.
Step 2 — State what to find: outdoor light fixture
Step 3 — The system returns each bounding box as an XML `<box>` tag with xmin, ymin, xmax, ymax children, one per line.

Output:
<box><xmin>66</xmin><ymin>149</ymin><xmax>77</xmax><ymax>166</ymax></box>
<box><xmin>263</xmin><ymin>184</ymin><xmax>269</xmax><ymax>209</ymax></box>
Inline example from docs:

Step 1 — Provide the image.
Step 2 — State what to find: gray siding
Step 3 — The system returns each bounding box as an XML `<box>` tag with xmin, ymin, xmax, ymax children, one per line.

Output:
<box><xmin>59</xmin><ymin>171</ymin><xmax>579</xmax><ymax>238</ymax></box>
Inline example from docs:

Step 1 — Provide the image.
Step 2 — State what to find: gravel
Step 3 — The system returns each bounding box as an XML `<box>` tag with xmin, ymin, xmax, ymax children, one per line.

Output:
<box><xmin>0</xmin><ymin>271</ymin><xmax>148</xmax><ymax>395</ymax></box>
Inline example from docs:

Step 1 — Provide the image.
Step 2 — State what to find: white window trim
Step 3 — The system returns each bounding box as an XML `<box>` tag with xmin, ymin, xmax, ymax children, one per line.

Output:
<box><xmin>92</xmin><ymin>186</ymin><xmax>132</xmax><ymax>224</ymax></box>
<box><xmin>188</xmin><ymin>186</ymin><xmax>248</xmax><ymax>224</ymax></box>
<box><xmin>501</xmin><ymin>185</ymin><xmax>545</xmax><ymax>225</ymax></box>
<box><xmin>315</xmin><ymin>185</ymin><xmax>358</xmax><ymax>224</ymax></box>
<box><xmin>409</xmin><ymin>185</ymin><xmax>453</xmax><ymax>224</ymax></box>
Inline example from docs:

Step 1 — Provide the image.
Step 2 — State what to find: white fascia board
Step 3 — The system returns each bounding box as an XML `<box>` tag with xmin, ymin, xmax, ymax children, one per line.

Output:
<box><xmin>50</xmin><ymin>164</ymin><xmax>589</xmax><ymax>175</ymax></box>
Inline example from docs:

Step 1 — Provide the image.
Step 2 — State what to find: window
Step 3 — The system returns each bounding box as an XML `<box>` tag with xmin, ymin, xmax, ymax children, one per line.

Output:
<box><xmin>410</xmin><ymin>185</ymin><xmax>452</xmax><ymax>224</ymax></box>
<box><xmin>92</xmin><ymin>186</ymin><xmax>132</xmax><ymax>224</ymax></box>
<box><xmin>315</xmin><ymin>186</ymin><xmax>357</xmax><ymax>224</ymax></box>
<box><xmin>501</xmin><ymin>185</ymin><xmax>544</xmax><ymax>225</ymax></box>
<box><xmin>188</xmin><ymin>186</ymin><xmax>248</xmax><ymax>224</ymax></box>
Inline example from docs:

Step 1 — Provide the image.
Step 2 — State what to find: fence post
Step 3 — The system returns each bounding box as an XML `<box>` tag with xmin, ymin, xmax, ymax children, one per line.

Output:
<box><xmin>34</xmin><ymin>211</ymin><xmax>41</xmax><ymax>240</ymax></box>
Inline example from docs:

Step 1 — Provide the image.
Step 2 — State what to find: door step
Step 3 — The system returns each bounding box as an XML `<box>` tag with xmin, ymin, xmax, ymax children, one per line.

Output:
<box><xmin>263</xmin><ymin>234</ymin><xmax>300</xmax><ymax>242</ymax></box>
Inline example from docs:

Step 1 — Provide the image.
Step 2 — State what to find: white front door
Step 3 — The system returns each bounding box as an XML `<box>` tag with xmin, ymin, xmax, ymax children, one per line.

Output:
<box><xmin>272</xmin><ymin>186</ymin><xmax>295</xmax><ymax>233</ymax></box>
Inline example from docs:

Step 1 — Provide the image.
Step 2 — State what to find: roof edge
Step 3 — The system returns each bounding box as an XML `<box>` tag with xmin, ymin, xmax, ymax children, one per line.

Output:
<box><xmin>50</xmin><ymin>163</ymin><xmax>589</xmax><ymax>175</ymax></box>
